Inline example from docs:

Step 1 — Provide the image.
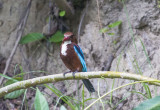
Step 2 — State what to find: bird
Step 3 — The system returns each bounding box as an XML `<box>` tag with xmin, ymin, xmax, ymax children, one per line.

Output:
<box><xmin>60</xmin><ymin>32</ymin><xmax>95</xmax><ymax>93</ymax></box>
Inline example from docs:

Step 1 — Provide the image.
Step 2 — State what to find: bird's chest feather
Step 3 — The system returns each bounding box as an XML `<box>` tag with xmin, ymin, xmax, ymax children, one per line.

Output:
<box><xmin>61</xmin><ymin>44</ymin><xmax>73</xmax><ymax>59</ymax></box>
<box><xmin>61</xmin><ymin>41</ymin><xmax>71</xmax><ymax>56</ymax></box>
<box><xmin>60</xmin><ymin>43</ymin><xmax>82</xmax><ymax>71</ymax></box>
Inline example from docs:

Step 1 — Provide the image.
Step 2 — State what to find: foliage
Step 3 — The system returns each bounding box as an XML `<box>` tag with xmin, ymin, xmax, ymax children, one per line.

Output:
<box><xmin>4</xmin><ymin>89</ymin><xmax>25</xmax><ymax>99</ymax></box>
<box><xmin>108</xmin><ymin>21</ymin><xmax>122</xmax><ymax>28</ymax></box>
<box><xmin>19</xmin><ymin>33</ymin><xmax>45</xmax><ymax>44</ymax></box>
<box><xmin>34</xmin><ymin>88</ymin><xmax>49</xmax><ymax>110</ymax></box>
<box><xmin>49</xmin><ymin>31</ymin><xmax>64</xmax><ymax>43</ymax></box>
<box><xmin>44</xmin><ymin>84</ymin><xmax>76</xmax><ymax>110</ymax></box>
<box><xmin>4</xmin><ymin>76</ymin><xmax>25</xmax><ymax>99</ymax></box>
<box><xmin>1</xmin><ymin>71</ymin><xmax>160</xmax><ymax>109</ymax></box>
<box><xmin>133</xmin><ymin>96</ymin><xmax>160</xmax><ymax>110</ymax></box>
<box><xmin>59</xmin><ymin>10</ymin><xmax>66</xmax><ymax>17</ymax></box>
<box><xmin>19</xmin><ymin>31</ymin><xmax>64</xmax><ymax>45</ymax></box>
<box><xmin>100</xmin><ymin>21</ymin><xmax>122</xmax><ymax>35</ymax></box>
<box><xmin>3</xmin><ymin>0</ymin><xmax>159</xmax><ymax>109</ymax></box>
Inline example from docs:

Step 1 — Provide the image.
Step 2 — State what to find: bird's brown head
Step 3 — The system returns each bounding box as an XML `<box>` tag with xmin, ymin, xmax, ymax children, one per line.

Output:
<box><xmin>63</xmin><ymin>32</ymin><xmax>78</xmax><ymax>44</ymax></box>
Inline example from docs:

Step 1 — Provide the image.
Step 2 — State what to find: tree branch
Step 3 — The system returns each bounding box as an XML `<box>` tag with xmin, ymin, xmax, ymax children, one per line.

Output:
<box><xmin>0</xmin><ymin>71</ymin><xmax>160</xmax><ymax>98</ymax></box>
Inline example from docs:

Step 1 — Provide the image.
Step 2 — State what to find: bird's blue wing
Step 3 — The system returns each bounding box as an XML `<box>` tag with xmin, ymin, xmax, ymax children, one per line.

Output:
<box><xmin>74</xmin><ymin>45</ymin><xmax>87</xmax><ymax>72</ymax></box>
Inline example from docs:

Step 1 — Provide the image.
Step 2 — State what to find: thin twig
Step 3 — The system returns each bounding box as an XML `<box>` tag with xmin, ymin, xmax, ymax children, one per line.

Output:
<box><xmin>96</xmin><ymin>0</ymin><xmax>102</xmax><ymax>29</ymax></box>
<box><xmin>104</xmin><ymin>54</ymin><xmax>114</xmax><ymax>71</ymax></box>
<box><xmin>0</xmin><ymin>71</ymin><xmax>160</xmax><ymax>98</ymax></box>
<box><xmin>96</xmin><ymin>0</ymin><xmax>106</xmax><ymax>37</ymax></box>
<box><xmin>77</xmin><ymin>2</ymin><xmax>89</xmax><ymax>108</ymax></box>
<box><xmin>0</xmin><ymin>0</ymin><xmax>32</xmax><ymax>85</ymax></box>
<box><xmin>85</xmin><ymin>80</ymin><xmax>158</xmax><ymax>110</ymax></box>
<box><xmin>43</xmin><ymin>0</ymin><xmax>53</xmax><ymax>74</ymax></box>
<box><xmin>77</xmin><ymin>0</ymin><xmax>89</xmax><ymax>42</ymax></box>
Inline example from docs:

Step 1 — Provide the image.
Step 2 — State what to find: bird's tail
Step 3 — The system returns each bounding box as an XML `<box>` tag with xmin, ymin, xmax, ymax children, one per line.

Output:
<box><xmin>82</xmin><ymin>79</ymin><xmax>95</xmax><ymax>92</ymax></box>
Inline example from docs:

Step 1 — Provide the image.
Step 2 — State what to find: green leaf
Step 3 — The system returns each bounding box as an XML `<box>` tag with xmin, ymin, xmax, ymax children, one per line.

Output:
<box><xmin>4</xmin><ymin>77</ymin><xmax>24</xmax><ymax>99</ymax></box>
<box><xmin>60</xmin><ymin>105</ymin><xmax>67</xmax><ymax>110</ymax></box>
<box><xmin>4</xmin><ymin>75</ymin><xmax>23</xmax><ymax>86</ymax></box>
<box><xmin>19</xmin><ymin>65</ymin><xmax>25</xmax><ymax>78</ymax></box>
<box><xmin>84</xmin><ymin>98</ymin><xmax>95</xmax><ymax>103</ymax></box>
<box><xmin>19</xmin><ymin>33</ymin><xmax>45</xmax><ymax>44</ymax></box>
<box><xmin>34</xmin><ymin>88</ymin><xmax>49</xmax><ymax>110</ymax></box>
<box><xmin>108</xmin><ymin>33</ymin><xmax>115</xmax><ymax>36</ymax></box>
<box><xmin>108</xmin><ymin>21</ymin><xmax>122</xmax><ymax>28</ymax></box>
<box><xmin>59</xmin><ymin>11</ymin><xmax>66</xmax><ymax>17</ymax></box>
<box><xmin>100</xmin><ymin>28</ymin><xmax>110</xmax><ymax>33</ymax></box>
<box><xmin>49</xmin><ymin>31</ymin><xmax>64</xmax><ymax>43</ymax></box>
<box><xmin>82</xmin><ymin>84</ymin><xmax>85</xmax><ymax>109</ymax></box>
<box><xmin>44</xmin><ymin>84</ymin><xmax>75</xmax><ymax>109</ymax></box>
<box><xmin>5</xmin><ymin>89</ymin><xmax>25</xmax><ymax>99</ymax></box>
<box><xmin>133</xmin><ymin>96</ymin><xmax>160</xmax><ymax>110</ymax></box>
<box><xmin>5</xmin><ymin>80</ymin><xmax>14</xmax><ymax>86</ymax></box>
<box><xmin>0</xmin><ymin>74</ymin><xmax>18</xmax><ymax>82</ymax></box>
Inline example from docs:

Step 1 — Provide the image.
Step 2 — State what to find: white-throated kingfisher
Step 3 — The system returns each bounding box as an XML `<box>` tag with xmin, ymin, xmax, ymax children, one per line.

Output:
<box><xmin>60</xmin><ymin>32</ymin><xmax>95</xmax><ymax>93</ymax></box>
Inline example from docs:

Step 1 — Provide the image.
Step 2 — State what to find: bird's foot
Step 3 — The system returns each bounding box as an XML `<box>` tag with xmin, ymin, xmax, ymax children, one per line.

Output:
<box><xmin>72</xmin><ymin>70</ymin><xmax>78</xmax><ymax>78</ymax></box>
<box><xmin>63</xmin><ymin>71</ymin><xmax>71</xmax><ymax>77</ymax></box>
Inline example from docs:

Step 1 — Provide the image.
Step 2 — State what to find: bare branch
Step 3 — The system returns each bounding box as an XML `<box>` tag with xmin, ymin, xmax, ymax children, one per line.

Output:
<box><xmin>77</xmin><ymin>0</ymin><xmax>89</xmax><ymax>42</ymax></box>
<box><xmin>0</xmin><ymin>71</ymin><xmax>160</xmax><ymax>98</ymax></box>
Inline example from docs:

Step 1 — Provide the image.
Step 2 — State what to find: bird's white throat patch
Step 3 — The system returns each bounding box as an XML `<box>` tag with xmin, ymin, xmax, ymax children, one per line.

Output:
<box><xmin>61</xmin><ymin>41</ymin><xmax>71</xmax><ymax>56</ymax></box>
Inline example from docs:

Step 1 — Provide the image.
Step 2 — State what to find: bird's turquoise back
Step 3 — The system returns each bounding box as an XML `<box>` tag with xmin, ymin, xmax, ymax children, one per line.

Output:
<box><xmin>74</xmin><ymin>45</ymin><xmax>87</xmax><ymax>72</ymax></box>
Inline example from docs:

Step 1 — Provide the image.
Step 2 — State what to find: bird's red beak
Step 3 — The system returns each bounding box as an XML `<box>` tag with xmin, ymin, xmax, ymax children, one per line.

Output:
<box><xmin>63</xmin><ymin>36</ymin><xmax>70</xmax><ymax>41</ymax></box>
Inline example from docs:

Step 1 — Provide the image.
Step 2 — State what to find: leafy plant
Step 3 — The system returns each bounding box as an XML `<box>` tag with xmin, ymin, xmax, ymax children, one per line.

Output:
<box><xmin>100</xmin><ymin>28</ymin><xmax>109</xmax><ymax>33</ymax></box>
<box><xmin>5</xmin><ymin>89</ymin><xmax>25</xmax><ymax>99</ymax></box>
<box><xmin>44</xmin><ymin>84</ymin><xmax>76</xmax><ymax>110</ymax></box>
<box><xmin>19</xmin><ymin>31</ymin><xmax>64</xmax><ymax>45</ymax></box>
<box><xmin>34</xmin><ymin>88</ymin><xmax>49</xmax><ymax>110</ymax></box>
<box><xmin>1</xmin><ymin>66</ymin><xmax>29</xmax><ymax>100</ymax></box>
<box><xmin>4</xmin><ymin>77</ymin><xmax>25</xmax><ymax>99</ymax></box>
<box><xmin>108</xmin><ymin>21</ymin><xmax>122</xmax><ymax>28</ymax></box>
<box><xmin>133</xmin><ymin>96</ymin><xmax>160</xmax><ymax>110</ymax></box>
<box><xmin>100</xmin><ymin>21</ymin><xmax>122</xmax><ymax>35</ymax></box>
<box><xmin>19</xmin><ymin>33</ymin><xmax>45</xmax><ymax>44</ymax></box>
<box><xmin>49</xmin><ymin>31</ymin><xmax>64</xmax><ymax>43</ymax></box>
<box><xmin>3</xmin><ymin>65</ymin><xmax>25</xmax><ymax>99</ymax></box>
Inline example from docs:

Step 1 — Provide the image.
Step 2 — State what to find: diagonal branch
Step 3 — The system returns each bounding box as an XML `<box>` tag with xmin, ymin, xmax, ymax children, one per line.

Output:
<box><xmin>0</xmin><ymin>71</ymin><xmax>160</xmax><ymax>98</ymax></box>
<box><xmin>0</xmin><ymin>0</ymin><xmax>32</xmax><ymax>85</ymax></box>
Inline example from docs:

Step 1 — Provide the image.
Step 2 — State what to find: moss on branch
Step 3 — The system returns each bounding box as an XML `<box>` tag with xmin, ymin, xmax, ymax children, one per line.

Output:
<box><xmin>0</xmin><ymin>71</ymin><xmax>160</xmax><ymax>98</ymax></box>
